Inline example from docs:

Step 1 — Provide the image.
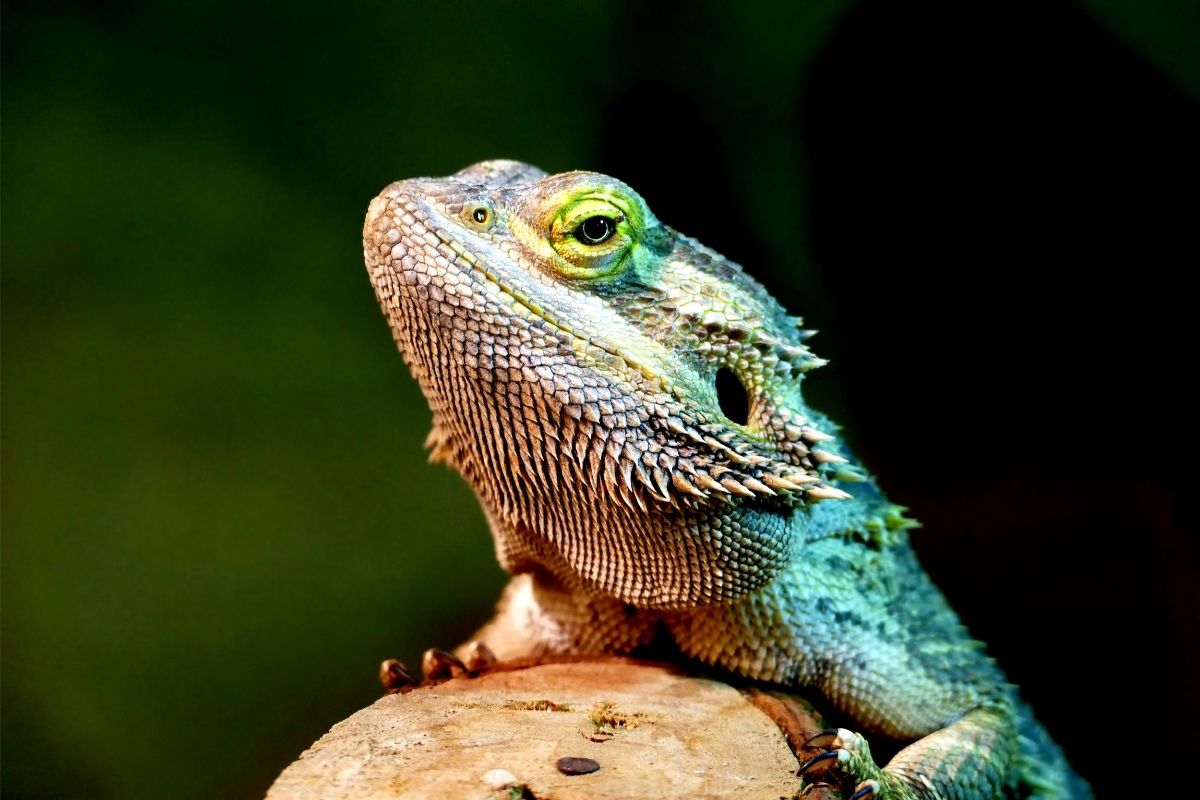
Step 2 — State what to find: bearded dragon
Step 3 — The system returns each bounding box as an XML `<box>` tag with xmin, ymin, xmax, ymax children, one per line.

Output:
<box><xmin>361</xmin><ymin>160</ymin><xmax>1091</xmax><ymax>799</ymax></box>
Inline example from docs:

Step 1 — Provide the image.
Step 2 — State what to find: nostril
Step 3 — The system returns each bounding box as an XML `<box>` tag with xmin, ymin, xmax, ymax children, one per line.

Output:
<box><xmin>715</xmin><ymin>367</ymin><xmax>751</xmax><ymax>426</ymax></box>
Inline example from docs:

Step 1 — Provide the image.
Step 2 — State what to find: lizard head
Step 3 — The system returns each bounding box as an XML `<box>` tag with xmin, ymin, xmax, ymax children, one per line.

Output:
<box><xmin>364</xmin><ymin>160</ymin><xmax>852</xmax><ymax>608</ymax></box>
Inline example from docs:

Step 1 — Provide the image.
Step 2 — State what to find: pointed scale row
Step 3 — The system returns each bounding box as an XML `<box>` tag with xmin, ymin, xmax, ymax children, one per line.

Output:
<box><xmin>543</xmin><ymin>394</ymin><xmax>856</xmax><ymax>511</ymax></box>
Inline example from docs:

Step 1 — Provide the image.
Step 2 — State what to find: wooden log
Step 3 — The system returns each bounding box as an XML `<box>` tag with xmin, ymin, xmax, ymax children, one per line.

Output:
<box><xmin>267</xmin><ymin>658</ymin><xmax>831</xmax><ymax>800</ymax></box>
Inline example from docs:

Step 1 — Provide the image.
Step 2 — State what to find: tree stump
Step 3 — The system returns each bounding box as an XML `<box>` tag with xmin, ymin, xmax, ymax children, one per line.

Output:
<box><xmin>267</xmin><ymin>658</ymin><xmax>828</xmax><ymax>800</ymax></box>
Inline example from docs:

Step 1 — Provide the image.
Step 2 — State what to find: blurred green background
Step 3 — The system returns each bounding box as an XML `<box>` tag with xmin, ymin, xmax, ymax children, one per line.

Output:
<box><xmin>4</xmin><ymin>1</ymin><xmax>1198</xmax><ymax>797</ymax></box>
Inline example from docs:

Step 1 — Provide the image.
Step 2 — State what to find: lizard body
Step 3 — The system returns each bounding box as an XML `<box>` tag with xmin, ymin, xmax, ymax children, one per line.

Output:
<box><xmin>362</xmin><ymin>160</ymin><xmax>1090</xmax><ymax>799</ymax></box>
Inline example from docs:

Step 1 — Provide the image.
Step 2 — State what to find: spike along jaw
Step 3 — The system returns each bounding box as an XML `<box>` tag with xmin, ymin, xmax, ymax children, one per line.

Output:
<box><xmin>363</xmin><ymin>161</ymin><xmax>850</xmax><ymax>609</ymax></box>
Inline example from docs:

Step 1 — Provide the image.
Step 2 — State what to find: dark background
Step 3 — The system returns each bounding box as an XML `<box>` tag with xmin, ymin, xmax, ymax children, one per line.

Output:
<box><xmin>4</xmin><ymin>1</ymin><xmax>1197</xmax><ymax>797</ymax></box>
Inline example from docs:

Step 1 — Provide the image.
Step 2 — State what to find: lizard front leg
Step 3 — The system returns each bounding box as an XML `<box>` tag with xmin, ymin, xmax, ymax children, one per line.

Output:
<box><xmin>800</xmin><ymin>703</ymin><xmax>1017</xmax><ymax>799</ymax></box>
<box><xmin>384</xmin><ymin>572</ymin><xmax>657</xmax><ymax>691</ymax></box>
<box><xmin>382</xmin><ymin>570</ymin><xmax>659</xmax><ymax>690</ymax></box>
<box><xmin>667</xmin><ymin>536</ymin><xmax>1083</xmax><ymax>799</ymax></box>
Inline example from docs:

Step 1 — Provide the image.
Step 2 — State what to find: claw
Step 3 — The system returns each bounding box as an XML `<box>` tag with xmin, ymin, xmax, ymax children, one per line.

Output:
<box><xmin>799</xmin><ymin>749</ymin><xmax>844</xmax><ymax>775</ymax></box>
<box><xmin>422</xmin><ymin>647</ymin><xmax>467</xmax><ymax>682</ymax></box>
<box><xmin>849</xmin><ymin>780</ymin><xmax>880</xmax><ymax>799</ymax></box>
<box><xmin>462</xmin><ymin>640</ymin><xmax>497</xmax><ymax>672</ymax></box>
<box><xmin>804</xmin><ymin>728</ymin><xmax>841</xmax><ymax>749</ymax></box>
<box><xmin>379</xmin><ymin>658</ymin><xmax>418</xmax><ymax>693</ymax></box>
<box><xmin>800</xmin><ymin>728</ymin><xmax>883</xmax><ymax>797</ymax></box>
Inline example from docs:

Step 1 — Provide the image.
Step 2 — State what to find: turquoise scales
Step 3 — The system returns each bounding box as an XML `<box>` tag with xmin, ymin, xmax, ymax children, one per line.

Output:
<box><xmin>362</xmin><ymin>160</ymin><xmax>1090</xmax><ymax>799</ymax></box>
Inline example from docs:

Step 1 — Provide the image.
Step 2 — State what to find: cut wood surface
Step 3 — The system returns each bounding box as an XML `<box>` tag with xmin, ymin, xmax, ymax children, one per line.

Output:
<box><xmin>267</xmin><ymin>658</ymin><xmax>827</xmax><ymax>800</ymax></box>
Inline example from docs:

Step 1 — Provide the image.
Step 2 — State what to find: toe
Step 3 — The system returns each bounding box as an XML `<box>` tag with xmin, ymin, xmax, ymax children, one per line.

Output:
<box><xmin>421</xmin><ymin>647</ymin><xmax>467</xmax><ymax>682</ymax></box>
<box><xmin>379</xmin><ymin>658</ymin><xmax>418</xmax><ymax>693</ymax></box>
<box><xmin>462</xmin><ymin>640</ymin><xmax>497</xmax><ymax>672</ymax></box>
<box><xmin>849</xmin><ymin>779</ymin><xmax>880</xmax><ymax>800</ymax></box>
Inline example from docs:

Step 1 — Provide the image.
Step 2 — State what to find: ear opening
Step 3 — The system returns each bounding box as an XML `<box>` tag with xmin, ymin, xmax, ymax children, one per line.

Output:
<box><xmin>715</xmin><ymin>367</ymin><xmax>751</xmax><ymax>426</ymax></box>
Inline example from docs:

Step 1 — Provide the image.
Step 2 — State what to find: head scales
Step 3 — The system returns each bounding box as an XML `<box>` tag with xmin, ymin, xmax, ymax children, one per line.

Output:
<box><xmin>364</xmin><ymin>160</ymin><xmax>850</xmax><ymax>609</ymax></box>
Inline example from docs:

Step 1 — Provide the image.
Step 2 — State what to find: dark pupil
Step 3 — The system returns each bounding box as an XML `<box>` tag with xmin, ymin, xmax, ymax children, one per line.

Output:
<box><xmin>578</xmin><ymin>216</ymin><xmax>614</xmax><ymax>245</ymax></box>
<box><xmin>472</xmin><ymin>207</ymin><xmax>488</xmax><ymax>224</ymax></box>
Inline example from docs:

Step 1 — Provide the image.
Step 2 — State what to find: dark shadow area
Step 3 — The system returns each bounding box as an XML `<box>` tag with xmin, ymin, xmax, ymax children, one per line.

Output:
<box><xmin>804</xmin><ymin>0</ymin><xmax>1200</xmax><ymax>785</ymax></box>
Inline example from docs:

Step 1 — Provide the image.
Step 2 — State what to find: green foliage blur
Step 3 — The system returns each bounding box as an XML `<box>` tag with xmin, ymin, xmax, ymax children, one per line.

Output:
<box><xmin>3</xmin><ymin>1</ymin><xmax>1196</xmax><ymax>798</ymax></box>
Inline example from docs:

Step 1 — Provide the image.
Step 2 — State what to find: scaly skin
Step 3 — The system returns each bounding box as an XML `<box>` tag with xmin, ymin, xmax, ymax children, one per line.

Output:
<box><xmin>362</xmin><ymin>160</ymin><xmax>1091</xmax><ymax>799</ymax></box>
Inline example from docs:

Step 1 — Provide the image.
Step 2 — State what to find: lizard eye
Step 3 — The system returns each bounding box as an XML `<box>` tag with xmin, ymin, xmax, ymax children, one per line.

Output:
<box><xmin>575</xmin><ymin>215</ymin><xmax>620</xmax><ymax>246</ymax></box>
<box><xmin>549</xmin><ymin>193</ymin><xmax>636</xmax><ymax>279</ymax></box>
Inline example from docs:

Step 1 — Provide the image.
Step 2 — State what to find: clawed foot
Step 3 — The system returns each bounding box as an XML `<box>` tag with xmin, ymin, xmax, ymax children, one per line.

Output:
<box><xmin>379</xmin><ymin>641</ymin><xmax>497</xmax><ymax>694</ymax></box>
<box><xmin>800</xmin><ymin>728</ymin><xmax>894</xmax><ymax>799</ymax></box>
